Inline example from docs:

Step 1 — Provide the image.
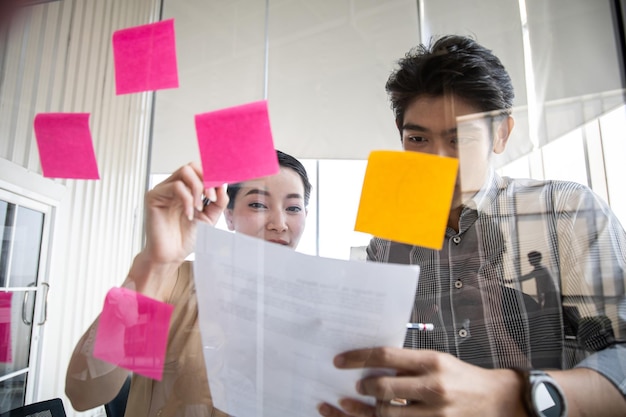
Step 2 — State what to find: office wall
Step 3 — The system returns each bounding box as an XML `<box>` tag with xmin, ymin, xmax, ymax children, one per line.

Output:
<box><xmin>150</xmin><ymin>0</ymin><xmax>419</xmax><ymax>173</ymax></box>
<box><xmin>0</xmin><ymin>0</ymin><xmax>160</xmax><ymax>415</ymax></box>
<box><xmin>150</xmin><ymin>0</ymin><xmax>625</xmax><ymax>173</ymax></box>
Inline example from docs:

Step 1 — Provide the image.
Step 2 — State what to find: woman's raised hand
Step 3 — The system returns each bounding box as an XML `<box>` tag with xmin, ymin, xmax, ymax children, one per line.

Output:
<box><xmin>143</xmin><ymin>162</ymin><xmax>228</xmax><ymax>265</ymax></box>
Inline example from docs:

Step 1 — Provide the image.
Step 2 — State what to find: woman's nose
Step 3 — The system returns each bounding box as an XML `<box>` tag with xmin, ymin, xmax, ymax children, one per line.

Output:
<box><xmin>267</xmin><ymin>209</ymin><xmax>287</xmax><ymax>231</ymax></box>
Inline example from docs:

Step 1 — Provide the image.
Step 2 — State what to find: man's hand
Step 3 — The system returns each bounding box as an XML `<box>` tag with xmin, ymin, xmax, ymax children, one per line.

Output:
<box><xmin>318</xmin><ymin>347</ymin><xmax>526</xmax><ymax>417</ymax></box>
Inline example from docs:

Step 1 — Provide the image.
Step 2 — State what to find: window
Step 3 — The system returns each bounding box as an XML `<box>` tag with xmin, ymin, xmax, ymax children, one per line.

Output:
<box><xmin>0</xmin><ymin>190</ymin><xmax>50</xmax><ymax>413</ymax></box>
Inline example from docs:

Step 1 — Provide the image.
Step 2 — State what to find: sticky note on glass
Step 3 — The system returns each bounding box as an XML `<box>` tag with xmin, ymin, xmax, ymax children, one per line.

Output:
<box><xmin>195</xmin><ymin>100</ymin><xmax>279</xmax><ymax>187</ymax></box>
<box><xmin>0</xmin><ymin>292</ymin><xmax>12</xmax><ymax>363</ymax></box>
<box><xmin>354</xmin><ymin>151</ymin><xmax>458</xmax><ymax>250</ymax></box>
<box><xmin>33</xmin><ymin>113</ymin><xmax>100</xmax><ymax>179</ymax></box>
<box><xmin>113</xmin><ymin>18</ymin><xmax>179</xmax><ymax>95</ymax></box>
<box><xmin>93</xmin><ymin>287</ymin><xmax>174</xmax><ymax>380</ymax></box>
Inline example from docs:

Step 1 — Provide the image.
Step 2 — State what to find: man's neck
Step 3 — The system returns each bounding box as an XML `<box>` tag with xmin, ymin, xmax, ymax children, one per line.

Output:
<box><xmin>447</xmin><ymin>206</ymin><xmax>463</xmax><ymax>233</ymax></box>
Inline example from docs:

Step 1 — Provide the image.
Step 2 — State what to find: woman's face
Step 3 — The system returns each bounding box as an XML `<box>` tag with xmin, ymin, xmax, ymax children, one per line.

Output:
<box><xmin>225</xmin><ymin>167</ymin><xmax>307</xmax><ymax>249</ymax></box>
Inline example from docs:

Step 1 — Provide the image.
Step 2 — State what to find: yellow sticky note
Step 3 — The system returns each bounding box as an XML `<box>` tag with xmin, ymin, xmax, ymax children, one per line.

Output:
<box><xmin>354</xmin><ymin>150</ymin><xmax>458</xmax><ymax>250</ymax></box>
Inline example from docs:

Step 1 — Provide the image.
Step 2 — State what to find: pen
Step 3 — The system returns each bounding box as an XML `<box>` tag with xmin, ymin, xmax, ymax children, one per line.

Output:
<box><xmin>406</xmin><ymin>323</ymin><xmax>434</xmax><ymax>331</ymax></box>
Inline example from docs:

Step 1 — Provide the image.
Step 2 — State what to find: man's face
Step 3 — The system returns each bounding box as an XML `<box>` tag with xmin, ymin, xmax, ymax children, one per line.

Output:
<box><xmin>400</xmin><ymin>95</ymin><xmax>510</xmax><ymax>209</ymax></box>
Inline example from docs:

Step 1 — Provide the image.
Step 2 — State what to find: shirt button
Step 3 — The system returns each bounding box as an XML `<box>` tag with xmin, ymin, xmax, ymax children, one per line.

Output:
<box><xmin>458</xmin><ymin>328</ymin><xmax>468</xmax><ymax>338</ymax></box>
<box><xmin>452</xmin><ymin>236</ymin><xmax>461</xmax><ymax>244</ymax></box>
<box><xmin>454</xmin><ymin>280</ymin><xmax>463</xmax><ymax>289</ymax></box>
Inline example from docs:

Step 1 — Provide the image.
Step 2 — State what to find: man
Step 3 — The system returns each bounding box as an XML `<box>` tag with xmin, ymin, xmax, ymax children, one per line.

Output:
<box><xmin>319</xmin><ymin>35</ymin><xmax>626</xmax><ymax>417</ymax></box>
<box><xmin>511</xmin><ymin>251</ymin><xmax>559</xmax><ymax>310</ymax></box>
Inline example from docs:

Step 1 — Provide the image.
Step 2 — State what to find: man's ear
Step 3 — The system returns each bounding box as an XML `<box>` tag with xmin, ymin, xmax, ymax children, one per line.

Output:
<box><xmin>225</xmin><ymin>209</ymin><xmax>235</xmax><ymax>231</ymax></box>
<box><xmin>493</xmin><ymin>116</ymin><xmax>514</xmax><ymax>154</ymax></box>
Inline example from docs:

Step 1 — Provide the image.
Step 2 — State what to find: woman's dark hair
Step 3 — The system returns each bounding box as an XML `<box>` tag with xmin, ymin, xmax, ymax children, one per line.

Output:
<box><xmin>226</xmin><ymin>150</ymin><xmax>311</xmax><ymax>209</ymax></box>
<box><xmin>386</xmin><ymin>35</ymin><xmax>515</xmax><ymax>130</ymax></box>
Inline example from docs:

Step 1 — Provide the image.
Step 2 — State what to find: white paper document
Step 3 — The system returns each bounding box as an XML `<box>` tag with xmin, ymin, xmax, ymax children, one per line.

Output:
<box><xmin>193</xmin><ymin>225</ymin><xmax>420</xmax><ymax>417</ymax></box>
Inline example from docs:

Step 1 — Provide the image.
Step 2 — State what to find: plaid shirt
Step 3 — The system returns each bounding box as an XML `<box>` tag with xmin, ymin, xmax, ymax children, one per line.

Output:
<box><xmin>367</xmin><ymin>172</ymin><xmax>626</xmax><ymax>394</ymax></box>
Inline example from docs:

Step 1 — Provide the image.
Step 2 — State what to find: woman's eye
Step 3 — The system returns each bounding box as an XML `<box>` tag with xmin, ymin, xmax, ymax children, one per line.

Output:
<box><xmin>249</xmin><ymin>202</ymin><xmax>267</xmax><ymax>209</ymax></box>
<box><xmin>286</xmin><ymin>206</ymin><xmax>302</xmax><ymax>213</ymax></box>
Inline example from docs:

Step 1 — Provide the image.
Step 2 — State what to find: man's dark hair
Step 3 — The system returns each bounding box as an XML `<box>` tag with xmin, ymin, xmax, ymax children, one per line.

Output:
<box><xmin>528</xmin><ymin>250</ymin><xmax>543</xmax><ymax>263</ymax></box>
<box><xmin>226</xmin><ymin>150</ymin><xmax>311</xmax><ymax>209</ymax></box>
<box><xmin>386</xmin><ymin>35</ymin><xmax>515</xmax><ymax>130</ymax></box>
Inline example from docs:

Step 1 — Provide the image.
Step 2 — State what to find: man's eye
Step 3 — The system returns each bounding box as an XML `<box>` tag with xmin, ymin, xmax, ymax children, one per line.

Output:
<box><xmin>407</xmin><ymin>136</ymin><xmax>426</xmax><ymax>142</ymax></box>
<box><xmin>456</xmin><ymin>136</ymin><xmax>479</xmax><ymax>145</ymax></box>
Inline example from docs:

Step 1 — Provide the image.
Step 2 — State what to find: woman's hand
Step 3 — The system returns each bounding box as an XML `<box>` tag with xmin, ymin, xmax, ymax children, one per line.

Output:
<box><xmin>144</xmin><ymin>162</ymin><xmax>228</xmax><ymax>264</ymax></box>
<box><xmin>124</xmin><ymin>162</ymin><xmax>228</xmax><ymax>300</ymax></box>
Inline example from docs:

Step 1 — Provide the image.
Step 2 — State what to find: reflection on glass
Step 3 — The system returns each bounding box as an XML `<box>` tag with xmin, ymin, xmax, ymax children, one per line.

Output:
<box><xmin>0</xmin><ymin>292</ymin><xmax>12</xmax><ymax>365</ymax></box>
<box><xmin>9</xmin><ymin>207</ymin><xmax>44</xmax><ymax>288</ymax></box>
<box><xmin>0</xmin><ymin>203</ymin><xmax>13</xmax><ymax>288</ymax></box>
<box><xmin>0</xmin><ymin>289</ymin><xmax>36</xmax><ymax>375</ymax></box>
<box><xmin>0</xmin><ymin>201</ymin><xmax>43</xmax><ymax>411</ymax></box>
<box><xmin>601</xmin><ymin>105</ymin><xmax>626</xmax><ymax>224</ymax></box>
<box><xmin>0</xmin><ymin>374</ymin><xmax>26</xmax><ymax>414</ymax></box>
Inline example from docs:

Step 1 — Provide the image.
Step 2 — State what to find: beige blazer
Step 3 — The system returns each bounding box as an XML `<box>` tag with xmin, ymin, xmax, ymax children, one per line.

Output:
<box><xmin>125</xmin><ymin>262</ymin><xmax>229</xmax><ymax>417</ymax></box>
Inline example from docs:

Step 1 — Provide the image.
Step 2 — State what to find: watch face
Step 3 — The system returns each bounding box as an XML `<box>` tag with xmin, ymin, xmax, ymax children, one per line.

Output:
<box><xmin>533</xmin><ymin>381</ymin><xmax>563</xmax><ymax>417</ymax></box>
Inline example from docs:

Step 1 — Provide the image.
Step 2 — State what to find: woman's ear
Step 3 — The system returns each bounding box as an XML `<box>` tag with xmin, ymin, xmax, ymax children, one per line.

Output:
<box><xmin>225</xmin><ymin>209</ymin><xmax>235</xmax><ymax>231</ymax></box>
<box><xmin>493</xmin><ymin>116</ymin><xmax>514</xmax><ymax>154</ymax></box>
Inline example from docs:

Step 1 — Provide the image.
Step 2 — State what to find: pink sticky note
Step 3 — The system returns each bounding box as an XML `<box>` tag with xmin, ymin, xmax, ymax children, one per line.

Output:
<box><xmin>195</xmin><ymin>100</ymin><xmax>279</xmax><ymax>187</ymax></box>
<box><xmin>33</xmin><ymin>113</ymin><xmax>100</xmax><ymax>179</ymax></box>
<box><xmin>113</xmin><ymin>19</ymin><xmax>179</xmax><ymax>95</ymax></box>
<box><xmin>94</xmin><ymin>287</ymin><xmax>174</xmax><ymax>380</ymax></box>
<box><xmin>0</xmin><ymin>292</ymin><xmax>12</xmax><ymax>363</ymax></box>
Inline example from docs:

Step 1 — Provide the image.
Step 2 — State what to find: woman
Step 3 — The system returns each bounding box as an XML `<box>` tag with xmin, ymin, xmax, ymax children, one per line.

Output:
<box><xmin>66</xmin><ymin>150</ymin><xmax>311</xmax><ymax>417</ymax></box>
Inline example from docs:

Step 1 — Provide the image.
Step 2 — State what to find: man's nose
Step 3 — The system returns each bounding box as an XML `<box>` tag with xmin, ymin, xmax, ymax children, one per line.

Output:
<box><xmin>431</xmin><ymin>140</ymin><xmax>457</xmax><ymax>158</ymax></box>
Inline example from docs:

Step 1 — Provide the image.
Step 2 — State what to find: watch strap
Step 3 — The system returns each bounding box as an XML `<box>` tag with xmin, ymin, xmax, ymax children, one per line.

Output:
<box><xmin>511</xmin><ymin>368</ymin><xmax>567</xmax><ymax>417</ymax></box>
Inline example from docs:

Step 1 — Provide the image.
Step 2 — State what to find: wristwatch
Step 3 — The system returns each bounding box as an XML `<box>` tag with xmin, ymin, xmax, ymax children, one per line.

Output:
<box><xmin>515</xmin><ymin>369</ymin><xmax>567</xmax><ymax>417</ymax></box>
